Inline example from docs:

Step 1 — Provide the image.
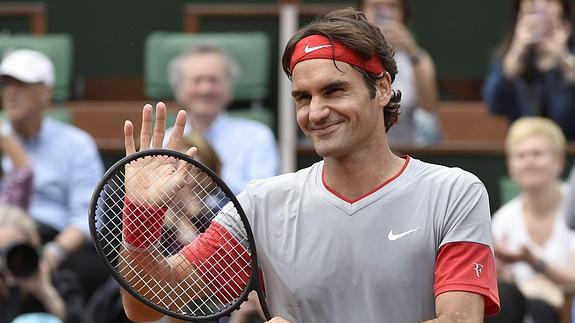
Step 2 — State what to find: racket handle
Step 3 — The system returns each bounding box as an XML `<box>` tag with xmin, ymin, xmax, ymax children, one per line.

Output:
<box><xmin>122</xmin><ymin>198</ymin><xmax>167</xmax><ymax>248</ymax></box>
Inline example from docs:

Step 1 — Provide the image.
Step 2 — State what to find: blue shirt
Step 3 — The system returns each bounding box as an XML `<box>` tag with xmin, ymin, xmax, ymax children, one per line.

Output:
<box><xmin>164</xmin><ymin>114</ymin><xmax>279</xmax><ymax>194</ymax></box>
<box><xmin>2</xmin><ymin>118</ymin><xmax>104</xmax><ymax>236</ymax></box>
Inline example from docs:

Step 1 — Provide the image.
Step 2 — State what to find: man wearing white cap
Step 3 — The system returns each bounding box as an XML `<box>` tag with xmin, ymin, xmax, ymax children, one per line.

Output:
<box><xmin>0</xmin><ymin>49</ymin><xmax>105</xmax><ymax>295</ymax></box>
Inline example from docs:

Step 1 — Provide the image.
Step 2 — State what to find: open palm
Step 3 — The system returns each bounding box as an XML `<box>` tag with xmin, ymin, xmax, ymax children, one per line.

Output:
<box><xmin>123</xmin><ymin>102</ymin><xmax>196</xmax><ymax>207</ymax></box>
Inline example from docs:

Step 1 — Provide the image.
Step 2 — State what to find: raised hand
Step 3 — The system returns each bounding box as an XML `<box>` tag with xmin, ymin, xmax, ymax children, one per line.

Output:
<box><xmin>504</xmin><ymin>13</ymin><xmax>549</xmax><ymax>77</ymax></box>
<box><xmin>538</xmin><ymin>19</ymin><xmax>571</xmax><ymax>72</ymax></box>
<box><xmin>512</xmin><ymin>13</ymin><xmax>547</xmax><ymax>51</ymax></box>
<box><xmin>15</xmin><ymin>261</ymin><xmax>66</xmax><ymax>320</ymax></box>
<box><xmin>378</xmin><ymin>20</ymin><xmax>418</xmax><ymax>54</ymax></box>
<box><xmin>123</xmin><ymin>102</ymin><xmax>196</xmax><ymax>208</ymax></box>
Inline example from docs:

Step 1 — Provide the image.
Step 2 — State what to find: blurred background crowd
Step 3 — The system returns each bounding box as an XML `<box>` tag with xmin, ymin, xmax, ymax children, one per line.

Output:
<box><xmin>1</xmin><ymin>0</ymin><xmax>575</xmax><ymax>322</ymax></box>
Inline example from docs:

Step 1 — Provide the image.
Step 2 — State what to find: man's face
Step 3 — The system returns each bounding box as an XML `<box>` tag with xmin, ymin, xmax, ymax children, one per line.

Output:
<box><xmin>291</xmin><ymin>59</ymin><xmax>390</xmax><ymax>158</ymax></box>
<box><xmin>507</xmin><ymin>133</ymin><xmax>563</xmax><ymax>190</ymax></box>
<box><xmin>1</xmin><ymin>76</ymin><xmax>50</xmax><ymax>124</ymax></box>
<box><xmin>175</xmin><ymin>53</ymin><xmax>233</xmax><ymax>122</ymax></box>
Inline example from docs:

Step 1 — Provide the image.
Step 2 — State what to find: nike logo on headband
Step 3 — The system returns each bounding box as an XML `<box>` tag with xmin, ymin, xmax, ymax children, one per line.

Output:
<box><xmin>304</xmin><ymin>44</ymin><xmax>332</xmax><ymax>53</ymax></box>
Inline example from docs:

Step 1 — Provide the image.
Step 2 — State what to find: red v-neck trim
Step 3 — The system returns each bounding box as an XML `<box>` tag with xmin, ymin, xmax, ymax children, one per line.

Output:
<box><xmin>322</xmin><ymin>155</ymin><xmax>411</xmax><ymax>204</ymax></box>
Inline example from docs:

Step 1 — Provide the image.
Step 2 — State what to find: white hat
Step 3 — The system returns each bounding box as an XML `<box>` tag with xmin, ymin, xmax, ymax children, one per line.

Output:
<box><xmin>0</xmin><ymin>49</ymin><xmax>55</xmax><ymax>87</ymax></box>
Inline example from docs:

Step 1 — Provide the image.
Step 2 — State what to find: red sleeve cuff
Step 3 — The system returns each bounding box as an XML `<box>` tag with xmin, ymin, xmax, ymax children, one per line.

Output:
<box><xmin>435</xmin><ymin>242</ymin><xmax>500</xmax><ymax>316</ymax></box>
<box><xmin>179</xmin><ymin>221</ymin><xmax>251</xmax><ymax>303</ymax></box>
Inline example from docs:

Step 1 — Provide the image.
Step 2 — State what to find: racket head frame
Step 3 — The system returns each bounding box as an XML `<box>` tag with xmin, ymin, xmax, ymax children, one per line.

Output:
<box><xmin>88</xmin><ymin>148</ymin><xmax>270</xmax><ymax>321</ymax></box>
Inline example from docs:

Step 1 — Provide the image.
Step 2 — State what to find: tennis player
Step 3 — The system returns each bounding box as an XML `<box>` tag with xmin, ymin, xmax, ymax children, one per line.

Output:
<box><xmin>121</xmin><ymin>8</ymin><xmax>500</xmax><ymax>322</ymax></box>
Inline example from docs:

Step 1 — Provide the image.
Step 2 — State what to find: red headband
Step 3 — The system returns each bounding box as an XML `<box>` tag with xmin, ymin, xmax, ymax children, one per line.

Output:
<box><xmin>289</xmin><ymin>35</ymin><xmax>385</xmax><ymax>76</ymax></box>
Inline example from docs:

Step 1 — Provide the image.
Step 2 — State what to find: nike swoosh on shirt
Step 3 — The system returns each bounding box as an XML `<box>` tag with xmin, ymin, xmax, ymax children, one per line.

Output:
<box><xmin>304</xmin><ymin>44</ymin><xmax>332</xmax><ymax>53</ymax></box>
<box><xmin>387</xmin><ymin>228</ymin><xmax>420</xmax><ymax>241</ymax></box>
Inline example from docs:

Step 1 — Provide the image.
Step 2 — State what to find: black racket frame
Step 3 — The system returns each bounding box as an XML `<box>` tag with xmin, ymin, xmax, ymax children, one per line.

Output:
<box><xmin>88</xmin><ymin>148</ymin><xmax>271</xmax><ymax>322</ymax></box>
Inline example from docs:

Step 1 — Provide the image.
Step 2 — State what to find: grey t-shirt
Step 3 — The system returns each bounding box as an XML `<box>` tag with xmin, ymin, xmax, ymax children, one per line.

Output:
<box><xmin>237</xmin><ymin>157</ymin><xmax>498</xmax><ymax>322</ymax></box>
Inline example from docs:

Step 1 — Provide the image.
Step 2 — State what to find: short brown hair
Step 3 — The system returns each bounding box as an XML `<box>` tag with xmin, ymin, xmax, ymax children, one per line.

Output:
<box><xmin>281</xmin><ymin>8</ymin><xmax>401</xmax><ymax>132</ymax></box>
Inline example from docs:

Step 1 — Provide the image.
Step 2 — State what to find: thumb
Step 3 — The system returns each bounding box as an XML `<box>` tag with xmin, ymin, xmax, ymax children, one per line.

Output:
<box><xmin>186</xmin><ymin>146</ymin><xmax>198</xmax><ymax>159</ymax></box>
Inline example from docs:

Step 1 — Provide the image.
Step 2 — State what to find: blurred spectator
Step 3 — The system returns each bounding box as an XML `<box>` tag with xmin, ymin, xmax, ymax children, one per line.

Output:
<box><xmin>0</xmin><ymin>206</ymin><xmax>87</xmax><ymax>323</ymax></box>
<box><xmin>565</xmin><ymin>165</ymin><xmax>575</xmax><ymax>229</ymax></box>
<box><xmin>163</xmin><ymin>43</ymin><xmax>279</xmax><ymax>195</ymax></box>
<box><xmin>162</xmin><ymin>133</ymin><xmax>224</xmax><ymax>254</ymax></box>
<box><xmin>361</xmin><ymin>0</ymin><xmax>441</xmax><ymax>146</ymax></box>
<box><xmin>0</xmin><ymin>49</ymin><xmax>106</xmax><ymax>298</ymax></box>
<box><xmin>483</xmin><ymin>0</ymin><xmax>575</xmax><ymax>140</ymax></box>
<box><xmin>489</xmin><ymin>117</ymin><xmax>574</xmax><ymax>323</ymax></box>
<box><xmin>0</xmin><ymin>121</ymin><xmax>33</xmax><ymax>209</ymax></box>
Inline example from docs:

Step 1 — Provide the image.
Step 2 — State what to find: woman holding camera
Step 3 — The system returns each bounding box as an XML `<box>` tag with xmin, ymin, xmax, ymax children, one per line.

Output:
<box><xmin>0</xmin><ymin>206</ymin><xmax>86</xmax><ymax>323</ymax></box>
<box><xmin>483</xmin><ymin>0</ymin><xmax>575</xmax><ymax>140</ymax></box>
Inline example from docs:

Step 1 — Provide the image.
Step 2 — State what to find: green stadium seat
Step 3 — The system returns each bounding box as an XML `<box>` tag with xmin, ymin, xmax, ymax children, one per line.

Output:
<box><xmin>498</xmin><ymin>176</ymin><xmax>521</xmax><ymax>205</ymax></box>
<box><xmin>165</xmin><ymin>107</ymin><xmax>274</xmax><ymax>132</ymax></box>
<box><xmin>0</xmin><ymin>34</ymin><xmax>73</xmax><ymax>102</ymax></box>
<box><xmin>144</xmin><ymin>31</ymin><xmax>274</xmax><ymax>129</ymax></box>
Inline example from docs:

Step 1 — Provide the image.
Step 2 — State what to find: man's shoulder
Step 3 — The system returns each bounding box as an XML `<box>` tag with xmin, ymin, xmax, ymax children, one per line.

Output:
<box><xmin>44</xmin><ymin>117</ymin><xmax>91</xmax><ymax>137</ymax></box>
<box><xmin>410</xmin><ymin>158</ymin><xmax>483</xmax><ymax>188</ymax></box>
<box><xmin>245</xmin><ymin>162</ymin><xmax>320</xmax><ymax>192</ymax></box>
<box><xmin>44</xmin><ymin>117</ymin><xmax>96</xmax><ymax>142</ymax></box>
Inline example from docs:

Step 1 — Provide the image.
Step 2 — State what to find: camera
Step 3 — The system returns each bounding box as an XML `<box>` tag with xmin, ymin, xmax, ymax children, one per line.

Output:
<box><xmin>2</xmin><ymin>243</ymin><xmax>39</xmax><ymax>278</ymax></box>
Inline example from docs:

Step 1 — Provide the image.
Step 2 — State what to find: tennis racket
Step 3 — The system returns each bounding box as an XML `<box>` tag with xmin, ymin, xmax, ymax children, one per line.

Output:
<box><xmin>89</xmin><ymin>148</ymin><xmax>271</xmax><ymax>322</ymax></box>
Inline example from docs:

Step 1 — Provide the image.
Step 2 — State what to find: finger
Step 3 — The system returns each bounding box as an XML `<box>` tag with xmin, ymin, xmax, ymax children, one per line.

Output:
<box><xmin>140</xmin><ymin>104</ymin><xmax>153</xmax><ymax>150</ymax></box>
<box><xmin>124</xmin><ymin>120</ymin><xmax>136</xmax><ymax>156</ymax></box>
<box><xmin>173</xmin><ymin>147</ymin><xmax>198</xmax><ymax>187</ymax></box>
<box><xmin>176</xmin><ymin>147</ymin><xmax>197</xmax><ymax>169</ymax></box>
<box><xmin>185</xmin><ymin>146</ymin><xmax>198</xmax><ymax>159</ymax></box>
<box><xmin>166</xmin><ymin>110</ymin><xmax>187</xmax><ymax>151</ymax></box>
<box><xmin>152</xmin><ymin>102</ymin><xmax>167</xmax><ymax>149</ymax></box>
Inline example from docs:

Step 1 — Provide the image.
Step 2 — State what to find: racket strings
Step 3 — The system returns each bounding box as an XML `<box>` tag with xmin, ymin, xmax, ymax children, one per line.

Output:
<box><xmin>94</xmin><ymin>154</ymin><xmax>255</xmax><ymax>317</ymax></box>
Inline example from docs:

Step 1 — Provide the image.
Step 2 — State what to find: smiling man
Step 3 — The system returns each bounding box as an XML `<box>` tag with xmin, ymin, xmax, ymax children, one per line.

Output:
<box><xmin>121</xmin><ymin>8</ymin><xmax>499</xmax><ymax>323</ymax></box>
